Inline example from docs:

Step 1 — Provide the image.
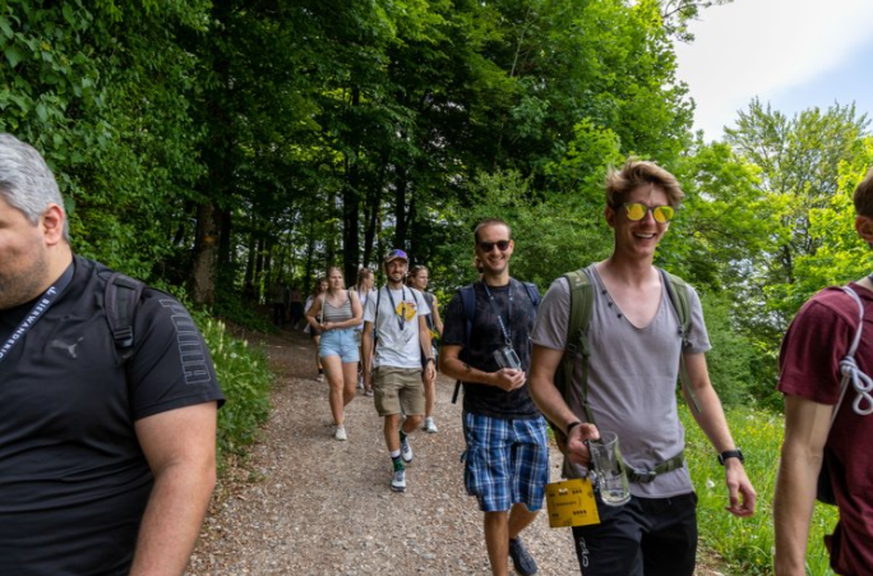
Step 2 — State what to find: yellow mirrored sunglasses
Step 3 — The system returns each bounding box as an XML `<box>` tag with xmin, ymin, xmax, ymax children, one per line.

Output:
<box><xmin>622</xmin><ymin>202</ymin><xmax>675</xmax><ymax>223</ymax></box>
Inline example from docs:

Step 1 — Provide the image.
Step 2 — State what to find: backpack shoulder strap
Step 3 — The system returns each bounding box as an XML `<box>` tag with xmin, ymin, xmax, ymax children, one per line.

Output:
<box><xmin>374</xmin><ymin>286</ymin><xmax>382</xmax><ymax>327</ymax></box>
<box><xmin>659</xmin><ymin>269</ymin><xmax>702</xmax><ymax>414</ymax></box>
<box><xmin>104</xmin><ymin>271</ymin><xmax>145</xmax><ymax>361</ymax></box>
<box><xmin>451</xmin><ymin>283</ymin><xmax>478</xmax><ymax>404</ymax></box>
<box><xmin>834</xmin><ymin>286</ymin><xmax>873</xmax><ymax>418</ymax></box>
<box><xmin>460</xmin><ymin>284</ymin><xmax>477</xmax><ymax>350</ymax></box>
<box><xmin>661</xmin><ymin>269</ymin><xmax>691</xmax><ymax>340</ymax></box>
<box><xmin>521</xmin><ymin>281</ymin><xmax>541</xmax><ymax>311</ymax></box>
<box><xmin>558</xmin><ymin>268</ymin><xmax>596</xmax><ymax>427</ymax></box>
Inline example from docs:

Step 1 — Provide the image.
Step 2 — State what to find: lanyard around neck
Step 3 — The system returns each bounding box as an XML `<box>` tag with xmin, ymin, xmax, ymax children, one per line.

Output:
<box><xmin>386</xmin><ymin>286</ymin><xmax>410</xmax><ymax>332</ymax></box>
<box><xmin>481</xmin><ymin>281</ymin><xmax>513</xmax><ymax>345</ymax></box>
<box><xmin>0</xmin><ymin>263</ymin><xmax>75</xmax><ymax>365</ymax></box>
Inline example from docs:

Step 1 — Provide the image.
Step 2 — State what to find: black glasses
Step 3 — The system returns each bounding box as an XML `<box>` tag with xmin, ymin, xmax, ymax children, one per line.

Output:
<box><xmin>478</xmin><ymin>240</ymin><xmax>511</xmax><ymax>252</ymax></box>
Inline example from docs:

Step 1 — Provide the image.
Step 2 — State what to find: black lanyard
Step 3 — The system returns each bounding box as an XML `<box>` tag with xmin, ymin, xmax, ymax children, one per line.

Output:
<box><xmin>0</xmin><ymin>263</ymin><xmax>74</xmax><ymax>366</ymax></box>
<box><xmin>386</xmin><ymin>286</ymin><xmax>410</xmax><ymax>332</ymax></box>
<box><xmin>481</xmin><ymin>281</ymin><xmax>513</xmax><ymax>345</ymax></box>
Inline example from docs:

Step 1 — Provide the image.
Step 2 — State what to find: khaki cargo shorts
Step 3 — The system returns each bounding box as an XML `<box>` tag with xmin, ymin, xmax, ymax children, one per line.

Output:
<box><xmin>372</xmin><ymin>366</ymin><xmax>425</xmax><ymax>417</ymax></box>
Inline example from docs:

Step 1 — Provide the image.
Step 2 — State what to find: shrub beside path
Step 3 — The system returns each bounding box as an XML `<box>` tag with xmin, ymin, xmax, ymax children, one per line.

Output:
<box><xmin>188</xmin><ymin>328</ymin><xmax>727</xmax><ymax>575</ymax></box>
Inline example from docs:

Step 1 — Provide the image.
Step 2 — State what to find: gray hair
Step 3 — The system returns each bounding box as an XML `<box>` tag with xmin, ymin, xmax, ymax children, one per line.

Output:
<box><xmin>0</xmin><ymin>134</ymin><xmax>69</xmax><ymax>240</ymax></box>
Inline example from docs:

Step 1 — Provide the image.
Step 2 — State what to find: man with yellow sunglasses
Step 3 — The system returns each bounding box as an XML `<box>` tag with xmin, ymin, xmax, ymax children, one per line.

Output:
<box><xmin>529</xmin><ymin>158</ymin><xmax>756</xmax><ymax>576</ymax></box>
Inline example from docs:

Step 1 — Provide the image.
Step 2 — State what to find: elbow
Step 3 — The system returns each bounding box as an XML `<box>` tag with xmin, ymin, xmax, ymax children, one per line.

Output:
<box><xmin>438</xmin><ymin>355</ymin><xmax>449</xmax><ymax>375</ymax></box>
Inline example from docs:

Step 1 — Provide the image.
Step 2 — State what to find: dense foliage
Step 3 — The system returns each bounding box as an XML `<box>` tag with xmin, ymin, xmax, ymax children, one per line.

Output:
<box><xmin>3</xmin><ymin>1</ymin><xmax>872</xmax><ymax>406</ymax></box>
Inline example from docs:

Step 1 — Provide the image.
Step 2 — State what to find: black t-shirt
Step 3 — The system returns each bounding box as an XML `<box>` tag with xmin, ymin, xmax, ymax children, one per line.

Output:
<box><xmin>442</xmin><ymin>279</ymin><xmax>540</xmax><ymax>419</ymax></box>
<box><xmin>0</xmin><ymin>256</ymin><xmax>224</xmax><ymax>575</ymax></box>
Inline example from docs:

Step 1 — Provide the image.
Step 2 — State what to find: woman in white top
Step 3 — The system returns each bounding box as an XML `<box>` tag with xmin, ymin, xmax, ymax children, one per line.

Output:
<box><xmin>407</xmin><ymin>265</ymin><xmax>443</xmax><ymax>433</ymax></box>
<box><xmin>306</xmin><ymin>267</ymin><xmax>363</xmax><ymax>441</ymax></box>
<box><xmin>351</xmin><ymin>267</ymin><xmax>375</xmax><ymax>396</ymax></box>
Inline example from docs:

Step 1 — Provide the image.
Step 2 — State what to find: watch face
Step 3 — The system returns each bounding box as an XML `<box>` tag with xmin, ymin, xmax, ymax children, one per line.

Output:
<box><xmin>719</xmin><ymin>450</ymin><xmax>744</xmax><ymax>465</ymax></box>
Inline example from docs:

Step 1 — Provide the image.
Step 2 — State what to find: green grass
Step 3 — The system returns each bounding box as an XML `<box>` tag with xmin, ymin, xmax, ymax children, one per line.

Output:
<box><xmin>195</xmin><ymin>315</ymin><xmax>273</xmax><ymax>465</ymax></box>
<box><xmin>681</xmin><ymin>404</ymin><xmax>839</xmax><ymax>575</ymax></box>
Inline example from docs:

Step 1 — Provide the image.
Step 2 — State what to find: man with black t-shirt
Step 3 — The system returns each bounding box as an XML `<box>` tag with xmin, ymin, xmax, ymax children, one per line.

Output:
<box><xmin>0</xmin><ymin>133</ymin><xmax>224</xmax><ymax>575</ymax></box>
<box><xmin>440</xmin><ymin>219</ymin><xmax>548</xmax><ymax>576</ymax></box>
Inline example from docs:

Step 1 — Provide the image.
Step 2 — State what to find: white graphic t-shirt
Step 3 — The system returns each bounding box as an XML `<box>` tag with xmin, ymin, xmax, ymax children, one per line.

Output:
<box><xmin>364</xmin><ymin>286</ymin><xmax>430</xmax><ymax>369</ymax></box>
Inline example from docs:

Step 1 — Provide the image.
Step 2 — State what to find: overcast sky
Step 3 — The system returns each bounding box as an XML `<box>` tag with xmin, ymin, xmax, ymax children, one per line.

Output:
<box><xmin>673</xmin><ymin>0</ymin><xmax>873</xmax><ymax>140</ymax></box>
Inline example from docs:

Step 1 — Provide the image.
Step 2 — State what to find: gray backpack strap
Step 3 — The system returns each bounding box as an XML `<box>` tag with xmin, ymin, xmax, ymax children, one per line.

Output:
<box><xmin>660</xmin><ymin>269</ymin><xmax>702</xmax><ymax>415</ymax></box>
<box><xmin>550</xmin><ymin>268</ymin><xmax>597</xmax><ymax>449</ymax></box>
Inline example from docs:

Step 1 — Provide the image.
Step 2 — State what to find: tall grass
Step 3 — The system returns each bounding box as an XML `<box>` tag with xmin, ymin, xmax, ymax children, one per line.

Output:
<box><xmin>681</xmin><ymin>405</ymin><xmax>839</xmax><ymax>575</ymax></box>
<box><xmin>195</xmin><ymin>315</ymin><xmax>273</xmax><ymax>464</ymax></box>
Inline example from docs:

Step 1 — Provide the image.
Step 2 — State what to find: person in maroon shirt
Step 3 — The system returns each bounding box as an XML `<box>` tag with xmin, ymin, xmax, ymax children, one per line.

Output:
<box><xmin>775</xmin><ymin>167</ymin><xmax>873</xmax><ymax>576</ymax></box>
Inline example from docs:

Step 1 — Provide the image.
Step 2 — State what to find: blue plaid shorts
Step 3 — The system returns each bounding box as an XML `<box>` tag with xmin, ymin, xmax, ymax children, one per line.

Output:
<box><xmin>462</xmin><ymin>411</ymin><xmax>549</xmax><ymax>513</ymax></box>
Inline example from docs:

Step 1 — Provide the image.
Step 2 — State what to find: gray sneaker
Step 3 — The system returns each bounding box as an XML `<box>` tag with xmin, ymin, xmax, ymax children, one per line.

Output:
<box><xmin>509</xmin><ymin>537</ymin><xmax>538</xmax><ymax>576</ymax></box>
<box><xmin>390</xmin><ymin>468</ymin><xmax>407</xmax><ymax>492</ymax></box>
<box><xmin>400</xmin><ymin>435</ymin><xmax>413</xmax><ymax>463</ymax></box>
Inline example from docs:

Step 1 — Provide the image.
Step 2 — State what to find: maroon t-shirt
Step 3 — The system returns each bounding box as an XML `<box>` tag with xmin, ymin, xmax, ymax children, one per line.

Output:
<box><xmin>778</xmin><ymin>283</ymin><xmax>873</xmax><ymax>574</ymax></box>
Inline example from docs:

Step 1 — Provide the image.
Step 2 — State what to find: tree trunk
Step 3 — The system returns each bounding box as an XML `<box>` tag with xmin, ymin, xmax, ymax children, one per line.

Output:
<box><xmin>363</xmin><ymin>163</ymin><xmax>385</xmax><ymax>268</ymax></box>
<box><xmin>343</xmin><ymin>152</ymin><xmax>360</xmax><ymax>286</ymax></box>
<box><xmin>394</xmin><ymin>169</ymin><xmax>409</xmax><ymax>249</ymax></box>
<box><xmin>191</xmin><ymin>201</ymin><xmax>221</xmax><ymax>306</ymax></box>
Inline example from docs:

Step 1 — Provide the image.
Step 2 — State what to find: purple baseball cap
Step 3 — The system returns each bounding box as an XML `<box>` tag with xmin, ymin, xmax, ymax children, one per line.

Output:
<box><xmin>383</xmin><ymin>248</ymin><xmax>409</xmax><ymax>264</ymax></box>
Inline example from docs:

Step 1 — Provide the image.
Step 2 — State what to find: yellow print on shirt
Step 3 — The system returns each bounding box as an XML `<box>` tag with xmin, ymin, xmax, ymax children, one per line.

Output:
<box><xmin>395</xmin><ymin>301</ymin><xmax>417</xmax><ymax>322</ymax></box>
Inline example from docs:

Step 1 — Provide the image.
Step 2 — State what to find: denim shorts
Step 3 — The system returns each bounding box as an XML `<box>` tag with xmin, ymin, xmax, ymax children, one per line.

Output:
<box><xmin>318</xmin><ymin>328</ymin><xmax>359</xmax><ymax>363</ymax></box>
<box><xmin>462</xmin><ymin>411</ymin><xmax>549</xmax><ymax>513</ymax></box>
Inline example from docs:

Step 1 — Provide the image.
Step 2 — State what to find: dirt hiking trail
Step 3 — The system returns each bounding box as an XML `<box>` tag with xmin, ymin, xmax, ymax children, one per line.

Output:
<box><xmin>187</xmin><ymin>328</ymin><xmax>726</xmax><ymax>575</ymax></box>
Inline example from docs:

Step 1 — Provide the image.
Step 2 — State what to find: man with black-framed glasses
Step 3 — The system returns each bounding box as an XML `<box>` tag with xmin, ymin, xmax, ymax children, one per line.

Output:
<box><xmin>441</xmin><ymin>218</ymin><xmax>549</xmax><ymax>576</ymax></box>
<box><xmin>529</xmin><ymin>158</ymin><xmax>756</xmax><ymax>576</ymax></box>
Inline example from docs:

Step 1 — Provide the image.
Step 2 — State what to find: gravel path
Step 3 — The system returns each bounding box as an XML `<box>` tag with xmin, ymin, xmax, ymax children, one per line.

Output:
<box><xmin>187</xmin><ymin>328</ymin><xmax>726</xmax><ymax>575</ymax></box>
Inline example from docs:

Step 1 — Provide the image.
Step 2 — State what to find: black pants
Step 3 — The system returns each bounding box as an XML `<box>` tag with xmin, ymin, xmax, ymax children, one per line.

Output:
<box><xmin>571</xmin><ymin>492</ymin><xmax>698</xmax><ymax>576</ymax></box>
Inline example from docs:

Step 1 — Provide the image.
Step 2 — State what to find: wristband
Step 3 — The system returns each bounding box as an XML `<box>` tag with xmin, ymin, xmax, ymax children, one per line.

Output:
<box><xmin>425</xmin><ymin>358</ymin><xmax>435</xmax><ymax>365</ymax></box>
<box><xmin>565</xmin><ymin>421</ymin><xmax>582</xmax><ymax>435</ymax></box>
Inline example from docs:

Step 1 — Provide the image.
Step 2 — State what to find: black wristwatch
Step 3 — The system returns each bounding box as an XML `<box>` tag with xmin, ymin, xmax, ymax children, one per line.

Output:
<box><xmin>717</xmin><ymin>449</ymin><xmax>744</xmax><ymax>466</ymax></box>
<box><xmin>424</xmin><ymin>358</ymin><xmax>435</xmax><ymax>365</ymax></box>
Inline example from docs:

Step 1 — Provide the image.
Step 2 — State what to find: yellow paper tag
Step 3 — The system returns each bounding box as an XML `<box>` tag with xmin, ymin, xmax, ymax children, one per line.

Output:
<box><xmin>545</xmin><ymin>478</ymin><xmax>600</xmax><ymax>528</ymax></box>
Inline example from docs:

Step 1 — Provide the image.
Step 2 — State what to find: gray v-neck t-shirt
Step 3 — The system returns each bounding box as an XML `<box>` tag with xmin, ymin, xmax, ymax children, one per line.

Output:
<box><xmin>531</xmin><ymin>265</ymin><xmax>710</xmax><ymax>498</ymax></box>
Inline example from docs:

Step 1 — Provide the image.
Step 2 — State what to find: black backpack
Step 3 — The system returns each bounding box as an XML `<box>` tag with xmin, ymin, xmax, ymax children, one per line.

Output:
<box><xmin>101</xmin><ymin>271</ymin><xmax>145</xmax><ymax>361</ymax></box>
<box><xmin>450</xmin><ymin>279</ymin><xmax>541</xmax><ymax>404</ymax></box>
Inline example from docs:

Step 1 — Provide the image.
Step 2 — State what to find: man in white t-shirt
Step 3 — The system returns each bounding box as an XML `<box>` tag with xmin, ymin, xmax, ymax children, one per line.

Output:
<box><xmin>362</xmin><ymin>249</ymin><xmax>436</xmax><ymax>493</ymax></box>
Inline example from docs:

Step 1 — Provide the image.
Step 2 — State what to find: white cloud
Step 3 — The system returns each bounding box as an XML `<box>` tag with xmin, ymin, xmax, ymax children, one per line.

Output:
<box><xmin>674</xmin><ymin>0</ymin><xmax>873</xmax><ymax>138</ymax></box>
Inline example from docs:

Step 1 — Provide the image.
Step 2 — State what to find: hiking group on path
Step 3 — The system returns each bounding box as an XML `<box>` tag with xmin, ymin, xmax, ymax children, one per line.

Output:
<box><xmin>4</xmin><ymin>128</ymin><xmax>873</xmax><ymax>575</ymax></box>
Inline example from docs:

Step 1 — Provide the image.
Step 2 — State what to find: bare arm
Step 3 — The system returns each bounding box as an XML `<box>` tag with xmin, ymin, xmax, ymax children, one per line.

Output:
<box><xmin>419</xmin><ymin>315</ymin><xmax>436</xmax><ymax>382</ymax></box>
<box><xmin>130</xmin><ymin>402</ymin><xmax>218</xmax><ymax>576</ymax></box>
<box><xmin>774</xmin><ymin>395</ymin><xmax>833</xmax><ymax>576</ymax></box>
<box><xmin>362</xmin><ymin>321</ymin><xmax>374</xmax><ymax>388</ymax></box>
<box><xmin>305</xmin><ymin>297</ymin><xmax>323</xmax><ymax>331</ymax></box>
<box><xmin>431</xmin><ymin>295</ymin><xmax>444</xmax><ymax>337</ymax></box>
<box><xmin>529</xmin><ymin>344</ymin><xmax>598</xmax><ymax>464</ymax></box>
<box><xmin>683</xmin><ymin>352</ymin><xmax>756</xmax><ymax>517</ymax></box>
<box><xmin>440</xmin><ymin>344</ymin><xmax>526</xmax><ymax>391</ymax></box>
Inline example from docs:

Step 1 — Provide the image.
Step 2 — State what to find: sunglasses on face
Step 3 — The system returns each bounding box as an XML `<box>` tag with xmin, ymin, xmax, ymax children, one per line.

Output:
<box><xmin>621</xmin><ymin>202</ymin><xmax>675</xmax><ymax>223</ymax></box>
<box><xmin>478</xmin><ymin>240</ymin><xmax>511</xmax><ymax>252</ymax></box>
